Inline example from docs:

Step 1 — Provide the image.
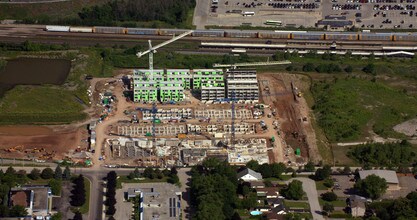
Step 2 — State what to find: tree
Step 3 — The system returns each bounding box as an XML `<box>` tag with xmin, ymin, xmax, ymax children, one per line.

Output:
<box><xmin>322</xmin><ymin>203</ymin><xmax>334</xmax><ymax>216</ymax></box>
<box><xmin>302</xmin><ymin>63</ymin><xmax>315</xmax><ymax>72</ymax></box>
<box><xmin>363</xmin><ymin>63</ymin><xmax>376</xmax><ymax>74</ymax></box>
<box><xmin>63</xmin><ymin>166</ymin><xmax>71</xmax><ymax>180</ymax></box>
<box><xmin>143</xmin><ymin>167</ymin><xmax>154</xmax><ymax>179</ymax></box>
<box><xmin>73</xmin><ymin>211</ymin><xmax>82</xmax><ymax>220</ymax></box>
<box><xmin>41</xmin><ymin>168</ymin><xmax>54</xmax><ymax>179</ymax></box>
<box><xmin>170</xmin><ymin>167</ymin><xmax>178</xmax><ymax>175</ymax></box>
<box><xmin>241</xmin><ymin>192</ymin><xmax>257</xmax><ymax>209</ymax></box>
<box><xmin>406</xmin><ymin>191</ymin><xmax>417</xmax><ymax>211</ymax></box>
<box><xmin>304</xmin><ymin>162</ymin><xmax>315</xmax><ymax>172</ymax></box>
<box><xmin>270</xmin><ymin>163</ymin><xmax>286</xmax><ymax>179</ymax></box>
<box><xmin>49</xmin><ymin>179</ymin><xmax>62</xmax><ymax>195</ymax></box>
<box><xmin>70</xmin><ymin>175</ymin><xmax>86</xmax><ymax>207</ymax></box>
<box><xmin>280</xmin><ymin>180</ymin><xmax>304</xmax><ymax>200</ymax></box>
<box><xmin>258</xmin><ymin>163</ymin><xmax>273</xmax><ymax>178</ymax></box>
<box><xmin>321</xmin><ymin>192</ymin><xmax>337</xmax><ymax>202</ymax></box>
<box><xmin>29</xmin><ymin>168</ymin><xmax>41</xmax><ymax>180</ymax></box>
<box><xmin>106</xmin><ymin>205</ymin><xmax>116</xmax><ymax>215</ymax></box>
<box><xmin>354</xmin><ymin>174</ymin><xmax>388</xmax><ymax>199</ymax></box>
<box><xmin>6</xmin><ymin>166</ymin><xmax>16</xmax><ymax>175</ymax></box>
<box><xmin>343</xmin><ymin>166</ymin><xmax>351</xmax><ymax>174</ymax></box>
<box><xmin>390</xmin><ymin>197</ymin><xmax>416</xmax><ymax>219</ymax></box>
<box><xmin>9</xmin><ymin>205</ymin><xmax>28</xmax><ymax>217</ymax></box>
<box><xmin>323</xmin><ymin>178</ymin><xmax>334</xmax><ymax>188</ymax></box>
<box><xmin>51</xmin><ymin>212</ymin><xmax>62</xmax><ymax>220</ymax></box>
<box><xmin>54</xmin><ymin>166</ymin><xmax>62</xmax><ymax>180</ymax></box>
<box><xmin>128</xmin><ymin>168</ymin><xmax>141</xmax><ymax>179</ymax></box>
<box><xmin>314</xmin><ymin>165</ymin><xmax>332</xmax><ymax>181</ymax></box>
<box><xmin>246</xmin><ymin>160</ymin><xmax>259</xmax><ymax>171</ymax></box>
<box><xmin>344</xmin><ymin>65</ymin><xmax>353</xmax><ymax>73</ymax></box>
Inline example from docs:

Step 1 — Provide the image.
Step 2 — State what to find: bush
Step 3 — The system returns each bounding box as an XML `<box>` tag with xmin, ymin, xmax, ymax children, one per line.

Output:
<box><xmin>323</xmin><ymin>178</ymin><xmax>334</xmax><ymax>188</ymax></box>
<box><xmin>29</xmin><ymin>168</ymin><xmax>41</xmax><ymax>180</ymax></box>
<box><xmin>302</xmin><ymin>63</ymin><xmax>315</xmax><ymax>72</ymax></box>
<box><xmin>321</xmin><ymin>192</ymin><xmax>337</xmax><ymax>201</ymax></box>
<box><xmin>48</xmin><ymin>179</ymin><xmax>62</xmax><ymax>196</ymax></box>
<box><xmin>41</xmin><ymin>168</ymin><xmax>54</xmax><ymax>179</ymax></box>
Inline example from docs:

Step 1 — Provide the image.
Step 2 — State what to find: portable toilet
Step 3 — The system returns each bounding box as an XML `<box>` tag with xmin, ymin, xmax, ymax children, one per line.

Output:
<box><xmin>271</xmin><ymin>136</ymin><xmax>275</xmax><ymax>142</ymax></box>
<box><xmin>295</xmin><ymin>148</ymin><xmax>301</xmax><ymax>156</ymax></box>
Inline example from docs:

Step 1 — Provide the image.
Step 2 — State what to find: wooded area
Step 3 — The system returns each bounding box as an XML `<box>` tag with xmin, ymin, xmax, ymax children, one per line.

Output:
<box><xmin>77</xmin><ymin>0</ymin><xmax>195</xmax><ymax>26</ymax></box>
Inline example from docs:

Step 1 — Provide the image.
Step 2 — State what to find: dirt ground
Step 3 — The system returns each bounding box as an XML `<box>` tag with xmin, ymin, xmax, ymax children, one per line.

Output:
<box><xmin>0</xmin><ymin>125</ymin><xmax>87</xmax><ymax>160</ymax></box>
<box><xmin>258</xmin><ymin>73</ymin><xmax>321</xmax><ymax>164</ymax></box>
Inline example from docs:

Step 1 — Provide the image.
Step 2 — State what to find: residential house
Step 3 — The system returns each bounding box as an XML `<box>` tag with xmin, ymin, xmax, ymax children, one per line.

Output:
<box><xmin>348</xmin><ymin>195</ymin><xmax>367</xmax><ymax>217</ymax></box>
<box><xmin>9</xmin><ymin>186</ymin><xmax>52</xmax><ymax>219</ymax></box>
<box><xmin>237</xmin><ymin>168</ymin><xmax>263</xmax><ymax>182</ymax></box>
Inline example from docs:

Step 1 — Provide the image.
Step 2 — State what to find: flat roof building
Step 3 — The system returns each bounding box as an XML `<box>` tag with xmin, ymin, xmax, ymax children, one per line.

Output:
<box><xmin>226</xmin><ymin>69</ymin><xmax>259</xmax><ymax>101</ymax></box>
<box><xmin>359</xmin><ymin>170</ymin><xmax>399</xmax><ymax>190</ymax></box>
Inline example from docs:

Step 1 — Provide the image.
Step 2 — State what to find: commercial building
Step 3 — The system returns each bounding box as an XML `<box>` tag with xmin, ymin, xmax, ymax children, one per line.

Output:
<box><xmin>9</xmin><ymin>186</ymin><xmax>52</xmax><ymax>219</ymax></box>
<box><xmin>123</xmin><ymin>183</ymin><xmax>181</xmax><ymax>220</ymax></box>
<box><xmin>226</xmin><ymin>69</ymin><xmax>259</xmax><ymax>101</ymax></box>
<box><xmin>358</xmin><ymin>170</ymin><xmax>400</xmax><ymax>190</ymax></box>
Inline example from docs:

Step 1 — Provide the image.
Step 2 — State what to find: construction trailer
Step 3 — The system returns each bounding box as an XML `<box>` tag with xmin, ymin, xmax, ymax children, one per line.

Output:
<box><xmin>226</xmin><ymin>69</ymin><xmax>259</xmax><ymax>101</ymax></box>
<box><xmin>192</xmin><ymin>69</ymin><xmax>224</xmax><ymax>89</ymax></box>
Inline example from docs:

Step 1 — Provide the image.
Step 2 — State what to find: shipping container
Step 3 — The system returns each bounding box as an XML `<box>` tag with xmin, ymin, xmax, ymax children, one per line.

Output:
<box><xmin>178</xmin><ymin>134</ymin><xmax>187</xmax><ymax>139</ymax></box>
<box><xmin>393</xmin><ymin>33</ymin><xmax>417</xmax><ymax>41</ymax></box>
<box><xmin>359</xmin><ymin>33</ymin><xmax>392</xmax><ymax>41</ymax></box>
<box><xmin>292</xmin><ymin>32</ymin><xmax>325</xmax><ymax>40</ymax></box>
<box><xmin>94</xmin><ymin>26</ymin><xmax>126</xmax><ymax>34</ymax></box>
<box><xmin>192</xmin><ymin>30</ymin><xmax>225</xmax><ymax>37</ymax></box>
<box><xmin>126</xmin><ymin>28</ymin><xmax>159</xmax><ymax>35</ymax></box>
<box><xmin>325</xmin><ymin>32</ymin><xmax>358</xmax><ymax>41</ymax></box>
<box><xmin>45</xmin><ymin>25</ymin><xmax>70</xmax><ymax>32</ymax></box>
<box><xmin>225</xmin><ymin>30</ymin><xmax>258</xmax><ymax>38</ymax></box>
<box><xmin>258</xmin><ymin>31</ymin><xmax>290</xmax><ymax>39</ymax></box>
<box><xmin>159</xmin><ymin>29</ymin><xmax>190</xmax><ymax>36</ymax></box>
<box><xmin>69</xmin><ymin>27</ymin><xmax>93</xmax><ymax>33</ymax></box>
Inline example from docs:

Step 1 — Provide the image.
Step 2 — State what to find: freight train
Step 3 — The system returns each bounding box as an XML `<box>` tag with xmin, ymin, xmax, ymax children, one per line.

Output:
<box><xmin>45</xmin><ymin>25</ymin><xmax>417</xmax><ymax>42</ymax></box>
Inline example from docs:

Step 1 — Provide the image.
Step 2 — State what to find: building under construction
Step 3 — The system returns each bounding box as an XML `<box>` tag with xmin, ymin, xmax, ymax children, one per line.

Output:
<box><xmin>226</xmin><ymin>69</ymin><xmax>259</xmax><ymax>101</ymax></box>
<box><xmin>133</xmin><ymin>68</ymin><xmax>259</xmax><ymax>102</ymax></box>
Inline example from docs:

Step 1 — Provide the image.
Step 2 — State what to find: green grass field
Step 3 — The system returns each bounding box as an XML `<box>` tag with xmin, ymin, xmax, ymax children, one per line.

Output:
<box><xmin>284</xmin><ymin>200</ymin><xmax>310</xmax><ymax>209</ymax></box>
<box><xmin>319</xmin><ymin>198</ymin><xmax>347</xmax><ymax>207</ymax></box>
<box><xmin>312</xmin><ymin>77</ymin><xmax>417</xmax><ymax>142</ymax></box>
<box><xmin>116</xmin><ymin>176</ymin><xmax>168</xmax><ymax>189</ymax></box>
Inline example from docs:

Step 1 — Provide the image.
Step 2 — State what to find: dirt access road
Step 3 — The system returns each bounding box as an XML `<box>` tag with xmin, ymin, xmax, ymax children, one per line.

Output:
<box><xmin>258</xmin><ymin>73</ymin><xmax>321</xmax><ymax>164</ymax></box>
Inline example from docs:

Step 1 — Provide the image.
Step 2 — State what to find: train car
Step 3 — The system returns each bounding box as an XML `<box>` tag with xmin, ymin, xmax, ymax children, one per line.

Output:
<box><xmin>359</xmin><ymin>33</ymin><xmax>392</xmax><ymax>41</ymax></box>
<box><xmin>258</xmin><ymin>31</ymin><xmax>291</xmax><ymax>39</ymax></box>
<box><xmin>224</xmin><ymin>30</ymin><xmax>258</xmax><ymax>38</ymax></box>
<box><xmin>94</xmin><ymin>26</ymin><xmax>126</xmax><ymax>34</ymax></box>
<box><xmin>159</xmin><ymin>29</ymin><xmax>191</xmax><ymax>36</ymax></box>
<box><xmin>69</xmin><ymin>27</ymin><xmax>93</xmax><ymax>33</ymax></box>
<box><xmin>45</xmin><ymin>25</ymin><xmax>70</xmax><ymax>32</ymax></box>
<box><xmin>392</xmin><ymin>33</ymin><xmax>417</xmax><ymax>41</ymax></box>
<box><xmin>192</xmin><ymin>29</ymin><xmax>225</xmax><ymax>37</ymax></box>
<box><xmin>292</xmin><ymin>32</ymin><xmax>325</xmax><ymax>40</ymax></box>
<box><xmin>126</xmin><ymin>28</ymin><xmax>159</xmax><ymax>35</ymax></box>
<box><xmin>325</xmin><ymin>32</ymin><xmax>358</xmax><ymax>41</ymax></box>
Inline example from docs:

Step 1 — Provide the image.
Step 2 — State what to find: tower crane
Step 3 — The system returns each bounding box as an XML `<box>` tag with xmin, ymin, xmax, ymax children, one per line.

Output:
<box><xmin>136</xmin><ymin>30</ymin><xmax>194</xmax><ymax>72</ymax></box>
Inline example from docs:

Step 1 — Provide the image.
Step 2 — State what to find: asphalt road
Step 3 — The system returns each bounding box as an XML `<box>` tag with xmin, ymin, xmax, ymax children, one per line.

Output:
<box><xmin>291</xmin><ymin>177</ymin><xmax>324</xmax><ymax>220</ymax></box>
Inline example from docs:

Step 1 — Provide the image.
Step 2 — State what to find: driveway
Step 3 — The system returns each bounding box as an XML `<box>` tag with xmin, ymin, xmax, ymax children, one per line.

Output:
<box><xmin>290</xmin><ymin>177</ymin><xmax>324</xmax><ymax>220</ymax></box>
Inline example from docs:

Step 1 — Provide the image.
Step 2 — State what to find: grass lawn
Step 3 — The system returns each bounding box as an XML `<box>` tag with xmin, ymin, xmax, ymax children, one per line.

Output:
<box><xmin>79</xmin><ymin>177</ymin><xmax>91</xmax><ymax>214</ymax></box>
<box><xmin>236</xmin><ymin>209</ymin><xmax>250</xmax><ymax>217</ymax></box>
<box><xmin>315</xmin><ymin>181</ymin><xmax>330</xmax><ymax>190</ymax></box>
<box><xmin>319</xmin><ymin>198</ymin><xmax>347</xmax><ymax>207</ymax></box>
<box><xmin>332</xmin><ymin>145</ymin><xmax>360</xmax><ymax>166</ymax></box>
<box><xmin>284</xmin><ymin>200</ymin><xmax>310</xmax><ymax>209</ymax></box>
<box><xmin>27</xmin><ymin>178</ymin><xmax>50</xmax><ymax>185</ymax></box>
<box><xmin>116</xmin><ymin>176</ymin><xmax>168</xmax><ymax>189</ymax></box>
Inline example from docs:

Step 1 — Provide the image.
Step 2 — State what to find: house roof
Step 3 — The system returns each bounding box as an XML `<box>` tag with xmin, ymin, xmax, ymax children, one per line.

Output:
<box><xmin>237</xmin><ymin>168</ymin><xmax>263</xmax><ymax>180</ymax></box>
<box><xmin>359</xmin><ymin>170</ymin><xmax>399</xmax><ymax>184</ymax></box>
<box><xmin>256</xmin><ymin>187</ymin><xmax>279</xmax><ymax>196</ymax></box>
<box><xmin>349</xmin><ymin>195</ymin><xmax>366</xmax><ymax>208</ymax></box>
<box><xmin>249</xmin><ymin>181</ymin><xmax>265</xmax><ymax>188</ymax></box>
<box><xmin>10</xmin><ymin>190</ymin><xmax>31</xmax><ymax>208</ymax></box>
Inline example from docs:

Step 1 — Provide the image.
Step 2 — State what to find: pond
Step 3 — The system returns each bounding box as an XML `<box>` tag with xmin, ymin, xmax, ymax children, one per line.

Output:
<box><xmin>0</xmin><ymin>57</ymin><xmax>71</xmax><ymax>97</ymax></box>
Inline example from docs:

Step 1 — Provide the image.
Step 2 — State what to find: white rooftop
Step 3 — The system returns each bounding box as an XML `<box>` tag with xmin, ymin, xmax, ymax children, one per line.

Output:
<box><xmin>359</xmin><ymin>170</ymin><xmax>399</xmax><ymax>184</ymax></box>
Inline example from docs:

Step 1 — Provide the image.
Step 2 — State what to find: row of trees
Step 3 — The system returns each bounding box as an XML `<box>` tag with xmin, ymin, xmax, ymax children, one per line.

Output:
<box><xmin>246</xmin><ymin>160</ymin><xmax>291</xmax><ymax>179</ymax></box>
<box><xmin>105</xmin><ymin>171</ymin><xmax>117</xmax><ymax>217</ymax></box>
<box><xmin>70</xmin><ymin>175</ymin><xmax>86</xmax><ymax>207</ymax></box>
<box><xmin>348</xmin><ymin>140</ymin><xmax>416</xmax><ymax>167</ymax></box>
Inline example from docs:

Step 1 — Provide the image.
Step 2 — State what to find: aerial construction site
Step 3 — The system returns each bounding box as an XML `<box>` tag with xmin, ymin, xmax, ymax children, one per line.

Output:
<box><xmin>0</xmin><ymin>30</ymin><xmax>319</xmax><ymax>168</ymax></box>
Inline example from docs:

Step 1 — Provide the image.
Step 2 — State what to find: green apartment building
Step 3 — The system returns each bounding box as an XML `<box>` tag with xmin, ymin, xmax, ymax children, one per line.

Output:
<box><xmin>192</xmin><ymin>69</ymin><xmax>224</xmax><ymax>90</ymax></box>
<box><xmin>166</xmin><ymin>69</ymin><xmax>191</xmax><ymax>89</ymax></box>
<box><xmin>133</xmin><ymin>69</ymin><xmax>163</xmax><ymax>102</ymax></box>
<box><xmin>159</xmin><ymin>81</ymin><xmax>184</xmax><ymax>102</ymax></box>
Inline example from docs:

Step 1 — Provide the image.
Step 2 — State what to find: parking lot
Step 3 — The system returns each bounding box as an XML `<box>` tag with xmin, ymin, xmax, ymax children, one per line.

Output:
<box><xmin>193</xmin><ymin>0</ymin><xmax>417</xmax><ymax>29</ymax></box>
